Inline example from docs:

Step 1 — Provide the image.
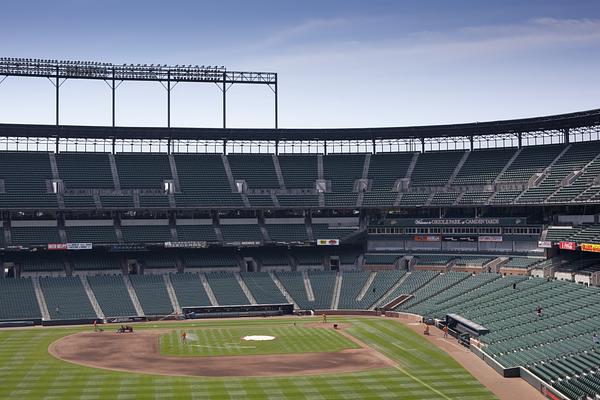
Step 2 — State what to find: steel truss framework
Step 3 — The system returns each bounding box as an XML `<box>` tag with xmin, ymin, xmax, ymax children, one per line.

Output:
<box><xmin>0</xmin><ymin>57</ymin><xmax>278</xmax><ymax>129</ymax></box>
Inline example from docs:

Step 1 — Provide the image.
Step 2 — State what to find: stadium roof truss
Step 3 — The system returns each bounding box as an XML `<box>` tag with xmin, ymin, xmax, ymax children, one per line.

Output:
<box><xmin>0</xmin><ymin>57</ymin><xmax>278</xmax><ymax>129</ymax></box>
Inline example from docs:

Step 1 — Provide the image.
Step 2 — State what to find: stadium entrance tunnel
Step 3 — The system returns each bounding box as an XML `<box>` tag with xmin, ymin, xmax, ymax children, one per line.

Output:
<box><xmin>48</xmin><ymin>330</ymin><xmax>395</xmax><ymax>377</ymax></box>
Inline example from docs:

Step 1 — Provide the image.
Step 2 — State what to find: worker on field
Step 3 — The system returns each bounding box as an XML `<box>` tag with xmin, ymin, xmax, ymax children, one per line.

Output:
<box><xmin>181</xmin><ymin>331</ymin><xmax>187</xmax><ymax>343</ymax></box>
<box><xmin>423</xmin><ymin>323</ymin><xmax>430</xmax><ymax>336</ymax></box>
<box><xmin>443</xmin><ymin>325</ymin><xmax>449</xmax><ymax>339</ymax></box>
<box><xmin>322</xmin><ymin>313</ymin><xmax>327</xmax><ymax>323</ymax></box>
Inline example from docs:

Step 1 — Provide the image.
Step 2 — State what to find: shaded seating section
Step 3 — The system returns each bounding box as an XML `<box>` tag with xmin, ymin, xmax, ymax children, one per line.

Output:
<box><xmin>457</xmin><ymin>191</ymin><xmax>492</xmax><ymax>205</ymax></box>
<box><xmin>121</xmin><ymin>224</ymin><xmax>172</xmax><ymax>243</ymax></box>
<box><xmin>454</xmin><ymin>255</ymin><xmax>494</xmax><ymax>267</ymax></box>
<box><xmin>292</xmin><ymin>248</ymin><xmax>325</xmax><ymax>267</ymax></box>
<box><xmin>277</xmin><ymin>194</ymin><xmax>318</xmax><ymax>207</ymax></box>
<box><xmin>278</xmin><ymin>155</ymin><xmax>318</xmax><ymax>188</ymax></box>
<box><xmin>65</xmin><ymin>225</ymin><xmax>117</xmax><ymax>244</ymax></box>
<box><xmin>368</xmin><ymin>153</ymin><xmax>414</xmax><ymax>191</ymax></box>
<box><xmin>323</xmin><ymin>154</ymin><xmax>365</xmax><ymax>192</ymax></box>
<box><xmin>139</xmin><ymin>195</ymin><xmax>170</xmax><ymax>208</ymax></box>
<box><xmin>204</xmin><ymin>272</ymin><xmax>249</xmax><ymax>305</ymax></box>
<box><xmin>176</xmin><ymin>224</ymin><xmax>217</xmax><ymax>242</ymax></box>
<box><xmin>453</xmin><ymin>148</ymin><xmax>516</xmax><ymax>185</ymax></box>
<box><xmin>240</xmin><ymin>272</ymin><xmax>287</xmax><ymax>304</ymax></box>
<box><xmin>11</xmin><ymin>226</ymin><xmax>60</xmax><ymax>246</ymax></box>
<box><xmin>0</xmin><ymin>278</ymin><xmax>41</xmax><ymax>320</ymax></box>
<box><xmin>129</xmin><ymin>274</ymin><xmax>173</xmax><ymax>315</ymax></box>
<box><xmin>276</xmin><ymin>271</ymin><xmax>311</xmax><ymax>309</ymax></box>
<box><xmin>220</xmin><ymin>224</ymin><xmax>263</xmax><ymax>242</ymax></box>
<box><xmin>497</xmin><ymin>144</ymin><xmax>564</xmax><ymax>183</ymax></box>
<box><xmin>364</xmin><ymin>253</ymin><xmax>400</xmax><ymax>267</ymax></box>
<box><xmin>362</xmin><ymin>191</ymin><xmax>397</xmax><ymax>207</ymax></box>
<box><xmin>307</xmin><ymin>270</ymin><xmax>336</xmax><ymax>309</ymax></box>
<box><xmin>398</xmin><ymin>192</ymin><xmax>429</xmax><ymax>206</ymax></box>
<box><xmin>141</xmin><ymin>253</ymin><xmax>177</xmax><ymax>269</ymax></box>
<box><xmin>488</xmin><ymin>190</ymin><xmax>522</xmax><ymax>205</ymax></box>
<box><xmin>228</xmin><ymin>154</ymin><xmax>280</xmax><ymax>189</ymax></box>
<box><xmin>311</xmin><ymin>224</ymin><xmax>357</xmax><ymax>240</ymax></box>
<box><xmin>430</xmin><ymin>192</ymin><xmax>460</xmax><ymax>205</ymax></box>
<box><xmin>169</xmin><ymin>272</ymin><xmax>212</xmax><ymax>307</ymax></box>
<box><xmin>397</xmin><ymin>271</ymin><xmax>470</xmax><ymax>311</ymax></box>
<box><xmin>182</xmin><ymin>249</ymin><xmax>238</xmax><ymax>269</ymax></box>
<box><xmin>0</xmin><ymin>152</ymin><xmax>58</xmax><ymax>208</ymax></box>
<box><xmin>115</xmin><ymin>153</ymin><xmax>172</xmax><ymax>189</ymax></box>
<box><xmin>99</xmin><ymin>195</ymin><xmax>134</xmax><ymax>208</ymax></box>
<box><xmin>63</xmin><ymin>196</ymin><xmax>96</xmax><ymax>208</ymax></box>
<box><xmin>247</xmin><ymin>195</ymin><xmax>273</xmax><ymax>207</ymax></box>
<box><xmin>518</xmin><ymin>142</ymin><xmax>600</xmax><ymax>204</ymax></box>
<box><xmin>70</xmin><ymin>253</ymin><xmax>122</xmax><ymax>271</ymax></box>
<box><xmin>40</xmin><ymin>276</ymin><xmax>96</xmax><ymax>319</ymax></box>
<box><xmin>87</xmin><ymin>275</ymin><xmax>137</xmax><ymax>317</ymax></box>
<box><xmin>410</xmin><ymin>151</ymin><xmax>464</xmax><ymax>186</ymax></box>
<box><xmin>21</xmin><ymin>253</ymin><xmax>65</xmax><ymax>272</ymax></box>
<box><xmin>545</xmin><ymin>226</ymin><xmax>579</xmax><ymax>243</ymax></box>
<box><xmin>55</xmin><ymin>152</ymin><xmax>114</xmax><ymax>188</ymax></box>
<box><xmin>324</xmin><ymin>193</ymin><xmax>357</xmax><ymax>207</ymax></box>
<box><xmin>243</xmin><ymin>248</ymin><xmax>290</xmax><ymax>267</ymax></box>
<box><xmin>416</xmin><ymin>254</ymin><xmax>455</xmax><ymax>266</ymax></box>
<box><xmin>266</xmin><ymin>224</ymin><xmax>308</xmax><ymax>242</ymax></box>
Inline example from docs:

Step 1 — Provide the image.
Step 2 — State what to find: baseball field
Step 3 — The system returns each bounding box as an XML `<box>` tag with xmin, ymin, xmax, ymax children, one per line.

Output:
<box><xmin>0</xmin><ymin>316</ymin><xmax>498</xmax><ymax>399</ymax></box>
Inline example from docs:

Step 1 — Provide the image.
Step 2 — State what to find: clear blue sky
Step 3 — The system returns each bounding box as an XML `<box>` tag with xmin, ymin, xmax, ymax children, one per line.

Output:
<box><xmin>1</xmin><ymin>0</ymin><xmax>599</xmax><ymax>128</ymax></box>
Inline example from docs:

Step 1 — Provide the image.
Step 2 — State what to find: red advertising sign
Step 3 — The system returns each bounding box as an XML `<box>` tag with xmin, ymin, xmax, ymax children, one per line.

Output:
<box><xmin>559</xmin><ymin>241</ymin><xmax>576</xmax><ymax>251</ymax></box>
<box><xmin>414</xmin><ymin>235</ymin><xmax>441</xmax><ymax>242</ymax></box>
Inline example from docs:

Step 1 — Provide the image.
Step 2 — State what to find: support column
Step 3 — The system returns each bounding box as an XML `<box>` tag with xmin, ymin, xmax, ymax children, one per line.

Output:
<box><xmin>55</xmin><ymin>66</ymin><xmax>60</xmax><ymax>126</ymax></box>
<box><xmin>420</xmin><ymin>137</ymin><xmax>425</xmax><ymax>153</ymax></box>
<box><xmin>274</xmin><ymin>73</ymin><xmax>278</xmax><ymax>129</ymax></box>
<box><xmin>167</xmin><ymin>71</ymin><xmax>171</xmax><ymax>128</ymax></box>
<box><xmin>517</xmin><ymin>132</ymin><xmax>522</xmax><ymax>148</ymax></box>
<box><xmin>222</xmin><ymin>72</ymin><xmax>227</xmax><ymax>129</ymax></box>
<box><xmin>112</xmin><ymin>68</ymin><xmax>116</xmax><ymax>127</ymax></box>
<box><xmin>564</xmin><ymin>128</ymin><xmax>570</xmax><ymax>144</ymax></box>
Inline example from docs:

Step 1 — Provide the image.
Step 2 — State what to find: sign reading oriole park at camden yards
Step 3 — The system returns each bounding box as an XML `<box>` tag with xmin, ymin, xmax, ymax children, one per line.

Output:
<box><xmin>581</xmin><ymin>243</ymin><xmax>600</xmax><ymax>253</ymax></box>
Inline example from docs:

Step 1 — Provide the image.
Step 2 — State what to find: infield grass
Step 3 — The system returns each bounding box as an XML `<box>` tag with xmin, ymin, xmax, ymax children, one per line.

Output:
<box><xmin>159</xmin><ymin>324</ymin><xmax>359</xmax><ymax>356</ymax></box>
<box><xmin>0</xmin><ymin>317</ymin><xmax>497</xmax><ymax>399</ymax></box>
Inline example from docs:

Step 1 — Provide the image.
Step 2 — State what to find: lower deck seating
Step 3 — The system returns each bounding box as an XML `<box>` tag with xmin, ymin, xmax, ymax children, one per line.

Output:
<box><xmin>204</xmin><ymin>272</ymin><xmax>249</xmax><ymax>305</ymax></box>
<box><xmin>0</xmin><ymin>278</ymin><xmax>41</xmax><ymax>320</ymax></box>
<box><xmin>40</xmin><ymin>276</ymin><xmax>96</xmax><ymax>319</ymax></box>
<box><xmin>240</xmin><ymin>272</ymin><xmax>287</xmax><ymax>304</ymax></box>
<box><xmin>86</xmin><ymin>275</ymin><xmax>137</xmax><ymax>317</ymax></box>
<box><xmin>129</xmin><ymin>275</ymin><xmax>173</xmax><ymax>315</ymax></box>
<box><xmin>276</xmin><ymin>271</ymin><xmax>311</xmax><ymax>309</ymax></box>
<box><xmin>169</xmin><ymin>273</ymin><xmax>212</xmax><ymax>307</ymax></box>
<box><xmin>307</xmin><ymin>271</ymin><xmax>336</xmax><ymax>309</ymax></box>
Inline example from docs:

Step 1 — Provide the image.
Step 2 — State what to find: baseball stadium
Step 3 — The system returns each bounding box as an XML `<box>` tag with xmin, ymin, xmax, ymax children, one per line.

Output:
<box><xmin>0</xmin><ymin>58</ymin><xmax>599</xmax><ymax>400</ymax></box>
<box><xmin>2</xmin><ymin>4</ymin><xmax>600</xmax><ymax>400</ymax></box>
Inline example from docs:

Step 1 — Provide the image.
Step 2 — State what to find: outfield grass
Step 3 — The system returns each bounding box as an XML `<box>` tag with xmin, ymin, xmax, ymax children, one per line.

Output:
<box><xmin>0</xmin><ymin>317</ymin><xmax>496</xmax><ymax>399</ymax></box>
<box><xmin>159</xmin><ymin>325</ymin><xmax>359</xmax><ymax>356</ymax></box>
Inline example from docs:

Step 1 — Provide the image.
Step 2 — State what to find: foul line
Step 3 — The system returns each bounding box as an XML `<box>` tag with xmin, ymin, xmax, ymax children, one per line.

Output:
<box><xmin>393</xmin><ymin>364</ymin><xmax>453</xmax><ymax>400</ymax></box>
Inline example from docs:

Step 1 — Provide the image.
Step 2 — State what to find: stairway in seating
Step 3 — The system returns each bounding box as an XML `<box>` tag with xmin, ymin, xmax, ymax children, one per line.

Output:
<box><xmin>356</xmin><ymin>272</ymin><xmax>377</xmax><ymax>302</ymax></box>
<box><xmin>269</xmin><ymin>272</ymin><xmax>299</xmax><ymax>309</ymax></box>
<box><xmin>80</xmin><ymin>275</ymin><xmax>105</xmax><ymax>320</ymax></box>
<box><xmin>31</xmin><ymin>276</ymin><xmax>51</xmax><ymax>321</ymax></box>
<box><xmin>330</xmin><ymin>272</ymin><xmax>342</xmax><ymax>310</ymax></box>
<box><xmin>235</xmin><ymin>273</ymin><xmax>257</xmax><ymax>305</ymax></box>
<box><xmin>123</xmin><ymin>275</ymin><xmax>145</xmax><ymax>316</ymax></box>
<box><xmin>369</xmin><ymin>272</ymin><xmax>410</xmax><ymax>310</ymax></box>
<box><xmin>302</xmin><ymin>271</ymin><xmax>316</xmax><ymax>301</ymax></box>
<box><xmin>163</xmin><ymin>274</ymin><xmax>182</xmax><ymax>314</ymax></box>
<box><xmin>447</xmin><ymin>151</ymin><xmax>470</xmax><ymax>185</ymax></box>
<box><xmin>200</xmin><ymin>273</ymin><xmax>219</xmax><ymax>306</ymax></box>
